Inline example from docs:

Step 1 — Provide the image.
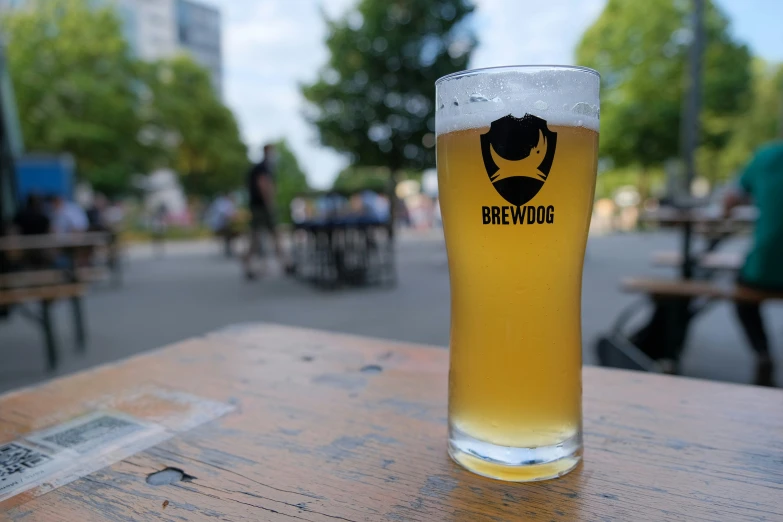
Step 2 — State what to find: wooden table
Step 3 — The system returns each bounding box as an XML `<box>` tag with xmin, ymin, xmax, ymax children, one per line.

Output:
<box><xmin>1</xmin><ymin>324</ymin><xmax>781</xmax><ymax>521</ymax></box>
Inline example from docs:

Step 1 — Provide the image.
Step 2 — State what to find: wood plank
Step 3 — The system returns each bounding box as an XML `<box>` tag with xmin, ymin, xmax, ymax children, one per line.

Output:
<box><xmin>0</xmin><ymin>232</ymin><xmax>110</xmax><ymax>252</ymax></box>
<box><xmin>652</xmin><ymin>250</ymin><xmax>743</xmax><ymax>271</ymax></box>
<box><xmin>0</xmin><ymin>283</ymin><xmax>84</xmax><ymax>306</ymax></box>
<box><xmin>622</xmin><ymin>277</ymin><xmax>783</xmax><ymax>303</ymax></box>
<box><xmin>0</xmin><ymin>324</ymin><xmax>781</xmax><ymax>521</ymax></box>
<box><xmin>0</xmin><ymin>267</ymin><xmax>109</xmax><ymax>289</ymax></box>
<box><xmin>621</xmin><ymin>277</ymin><xmax>729</xmax><ymax>298</ymax></box>
<box><xmin>640</xmin><ymin>206</ymin><xmax>756</xmax><ymax>226</ymax></box>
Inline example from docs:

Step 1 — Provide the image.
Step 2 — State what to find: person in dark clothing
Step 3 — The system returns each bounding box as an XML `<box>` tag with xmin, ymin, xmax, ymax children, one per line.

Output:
<box><xmin>723</xmin><ymin>138</ymin><xmax>783</xmax><ymax>387</ymax></box>
<box><xmin>242</xmin><ymin>143</ymin><xmax>293</xmax><ymax>279</ymax></box>
<box><xmin>10</xmin><ymin>194</ymin><xmax>51</xmax><ymax>269</ymax></box>
<box><xmin>14</xmin><ymin>194</ymin><xmax>50</xmax><ymax>235</ymax></box>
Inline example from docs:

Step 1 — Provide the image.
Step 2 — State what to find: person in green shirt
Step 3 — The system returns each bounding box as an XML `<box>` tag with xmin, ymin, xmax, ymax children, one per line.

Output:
<box><xmin>724</xmin><ymin>140</ymin><xmax>783</xmax><ymax>387</ymax></box>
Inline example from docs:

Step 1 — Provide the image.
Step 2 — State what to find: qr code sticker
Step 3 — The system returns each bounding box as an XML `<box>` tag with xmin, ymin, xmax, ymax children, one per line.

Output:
<box><xmin>0</xmin><ymin>443</ymin><xmax>52</xmax><ymax>483</ymax></box>
<box><xmin>31</xmin><ymin>413</ymin><xmax>146</xmax><ymax>454</ymax></box>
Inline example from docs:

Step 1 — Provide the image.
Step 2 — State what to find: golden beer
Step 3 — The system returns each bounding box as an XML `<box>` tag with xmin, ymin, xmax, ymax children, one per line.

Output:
<box><xmin>436</xmin><ymin>66</ymin><xmax>599</xmax><ymax>481</ymax></box>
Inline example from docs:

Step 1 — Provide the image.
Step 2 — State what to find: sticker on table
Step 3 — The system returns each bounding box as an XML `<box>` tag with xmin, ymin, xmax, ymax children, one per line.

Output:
<box><xmin>0</xmin><ymin>390</ymin><xmax>235</xmax><ymax>505</ymax></box>
<box><xmin>0</xmin><ymin>442</ymin><xmax>59</xmax><ymax>498</ymax></box>
<box><xmin>0</xmin><ymin>412</ymin><xmax>165</xmax><ymax>503</ymax></box>
<box><xmin>26</xmin><ymin>411</ymin><xmax>161</xmax><ymax>455</ymax></box>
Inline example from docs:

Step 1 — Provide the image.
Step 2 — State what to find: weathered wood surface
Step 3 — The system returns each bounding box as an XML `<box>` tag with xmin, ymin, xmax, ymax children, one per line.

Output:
<box><xmin>1</xmin><ymin>324</ymin><xmax>781</xmax><ymax>521</ymax></box>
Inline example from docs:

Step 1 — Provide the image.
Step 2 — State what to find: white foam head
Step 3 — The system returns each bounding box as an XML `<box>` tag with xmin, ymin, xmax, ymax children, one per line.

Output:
<box><xmin>435</xmin><ymin>66</ymin><xmax>600</xmax><ymax>136</ymax></box>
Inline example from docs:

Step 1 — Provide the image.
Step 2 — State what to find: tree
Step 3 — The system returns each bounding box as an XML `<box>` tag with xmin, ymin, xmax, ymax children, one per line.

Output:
<box><xmin>712</xmin><ymin>60</ymin><xmax>783</xmax><ymax>180</ymax></box>
<box><xmin>2</xmin><ymin>0</ymin><xmax>145</xmax><ymax>195</ymax></box>
<box><xmin>576</xmin><ymin>0</ymin><xmax>751</xmax><ymax>183</ymax></box>
<box><xmin>272</xmin><ymin>139</ymin><xmax>310</xmax><ymax>223</ymax></box>
<box><xmin>302</xmin><ymin>0</ymin><xmax>476</xmax><ymax>174</ymax></box>
<box><xmin>332</xmin><ymin>166</ymin><xmax>392</xmax><ymax>194</ymax></box>
<box><xmin>139</xmin><ymin>56</ymin><xmax>248</xmax><ymax>197</ymax></box>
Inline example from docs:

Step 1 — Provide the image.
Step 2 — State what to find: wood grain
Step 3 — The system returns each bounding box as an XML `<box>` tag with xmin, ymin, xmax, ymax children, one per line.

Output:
<box><xmin>1</xmin><ymin>324</ymin><xmax>781</xmax><ymax>521</ymax></box>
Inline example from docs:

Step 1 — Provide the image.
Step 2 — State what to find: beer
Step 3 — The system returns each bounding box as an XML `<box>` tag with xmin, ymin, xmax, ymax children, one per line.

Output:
<box><xmin>436</xmin><ymin>66</ymin><xmax>599</xmax><ymax>481</ymax></box>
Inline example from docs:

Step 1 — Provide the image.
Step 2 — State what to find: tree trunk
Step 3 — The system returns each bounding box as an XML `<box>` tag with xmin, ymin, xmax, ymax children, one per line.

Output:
<box><xmin>638</xmin><ymin>166</ymin><xmax>649</xmax><ymax>205</ymax></box>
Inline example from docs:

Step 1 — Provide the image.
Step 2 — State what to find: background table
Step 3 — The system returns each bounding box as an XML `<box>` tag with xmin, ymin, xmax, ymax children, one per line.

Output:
<box><xmin>1</xmin><ymin>324</ymin><xmax>781</xmax><ymax>520</ymax></box>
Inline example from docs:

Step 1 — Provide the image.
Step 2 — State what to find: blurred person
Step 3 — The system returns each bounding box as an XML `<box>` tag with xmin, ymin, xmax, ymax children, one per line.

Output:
<box><xmin>13</xmin><ymin>194</ymin><xmax>50</xmax><ymax>235</ymax></box>
<box><xmin>290</xmin><ymin>196</ymin><xmax>307</xmax><ymax>224</ymax></box>
<box><xmin>150</xmin><ymin>202</ymin><xmax>169</xmax><ymax>258</ymax></box>
<box><xmin>723</xmin><ymin>138</ymin><xmax>783</xmax><ymax>387</ymax></box>
<box><xmin>103</xmin><ymin>199</ymin><xmax>125</xmax><ymax>232</ymax></box>
<box><xmin>47</xmin><ymin>195</ymin><xmax>89</xmax><ymax>268</ymax></box>
<box><xmin>242</xmin><ymin>143</ymin><xmax>293</xmax><ymax>279</ymax></box>
<box><xmin>11</xmin><ymin>194</ymin><xmax>51</xmax><ymax>269</ymax></box>
<box><xmin>394</xmin><ymin>197</ymin><xmax>410</xmax><ymax>227</ymax></box>
<box><xmin>49</xmin><ymin>195</ymin><xmax>88</xmax><ymax>235</ymax></box>
<box><xmin>360</xmin><ymin>190</ymin><xmax>390</xmax><ymax>223</ymax></box>
<box><xmin>87</xmin><ymin>193</ymin><xmax>112</xmax><ymax>232</ymax></box>
<box><xmin>206</xmin><ymin>193</ymin><xmax>238</xmax><ymax>257</ymax></box>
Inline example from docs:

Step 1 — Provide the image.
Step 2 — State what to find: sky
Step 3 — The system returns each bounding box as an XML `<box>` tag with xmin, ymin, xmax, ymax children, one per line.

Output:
<box><xmin>205</xmin><ymin>0</ymin><xmax>783</xmax><ymax>189</ymax></box>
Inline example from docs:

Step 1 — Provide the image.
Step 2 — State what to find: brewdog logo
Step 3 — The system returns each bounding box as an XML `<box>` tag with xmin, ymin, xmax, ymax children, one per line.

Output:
<box><xmin>479</xmin><ymin>113</ymin><xmax>557</xmax><ymax>226</ymax></box>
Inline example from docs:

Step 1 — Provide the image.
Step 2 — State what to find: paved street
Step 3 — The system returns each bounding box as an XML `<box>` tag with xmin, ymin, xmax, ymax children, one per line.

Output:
<box><xmin>1</xmin><ymin>230</ymin><xmax>780</xmax><ymax>393</ymax></box>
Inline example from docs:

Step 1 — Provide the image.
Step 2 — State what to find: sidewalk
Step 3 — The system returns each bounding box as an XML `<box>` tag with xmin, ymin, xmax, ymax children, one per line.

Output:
<box><xmin>1</xmin><ymin>230</ymin><xmax>779</xmax><ymax>393</ymax></box>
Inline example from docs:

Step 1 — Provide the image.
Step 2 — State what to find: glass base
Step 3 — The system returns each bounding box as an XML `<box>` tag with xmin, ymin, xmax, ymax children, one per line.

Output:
<box><xmin>448</xmin><ymin>426</ymin><xmax>582</xmax><ymax>482</ymax></box>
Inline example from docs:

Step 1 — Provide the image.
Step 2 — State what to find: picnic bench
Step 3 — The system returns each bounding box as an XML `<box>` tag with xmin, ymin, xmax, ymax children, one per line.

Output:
<box><xmin>0</xmin><ymin>324</ymin><xmax>780</xmax><ymax>520</ymax></box>
<box><xmin>597</xmin><ymin>205</ymin><xmax>764</xmax><ymax>373</ymax></box>
<box><xmin>291</xmin><ymin>190</ymin><xmax>396</xmax><ymax>289</ymax></box>
<box><xmin>0</xmin><ymin>232</ymin><xmax>112</xmax><ymax>370</ymax></box>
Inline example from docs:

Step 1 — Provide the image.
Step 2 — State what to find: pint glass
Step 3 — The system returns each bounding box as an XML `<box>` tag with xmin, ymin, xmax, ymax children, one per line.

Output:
<box><xmin>436</xmin><ymin>66</ymin><xmax>599</xmax><ymax>481</ymax></box>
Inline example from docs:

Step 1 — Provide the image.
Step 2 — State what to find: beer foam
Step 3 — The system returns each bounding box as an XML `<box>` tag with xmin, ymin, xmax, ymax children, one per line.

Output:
<box><xmin>435</xmin><ymin>66</ymin><xmax>600</xmax><ymax>135</ymax></box>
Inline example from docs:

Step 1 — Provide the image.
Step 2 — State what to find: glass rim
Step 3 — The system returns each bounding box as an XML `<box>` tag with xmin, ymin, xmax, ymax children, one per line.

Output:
<box><xmin>435</xmin><ymin>65</ymin><xmax>600</xmax><ymax>86</ymax></box>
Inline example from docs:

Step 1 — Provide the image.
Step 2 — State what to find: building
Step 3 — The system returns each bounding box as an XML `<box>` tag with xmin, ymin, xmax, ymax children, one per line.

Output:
<box><xmin>129</xmin><ymin>0</ymin><xmax>178</xmax><ymax>61</ymax></box>
<box><xmin>0</xmin><ymin>0</ymin><xmax>222</xmax><ymax>96</ymax></box>
<box><xmin>175</xmin><ymin>0</ymin><xmax>222</xmax><ymax>95</ymax></box>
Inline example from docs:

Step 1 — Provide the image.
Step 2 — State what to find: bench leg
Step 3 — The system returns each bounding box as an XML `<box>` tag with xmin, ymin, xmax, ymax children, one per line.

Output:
<box><xmin>71</xmin><ymin>296</ymin><xmax>86</xmax><ymax>353</ymax></box>
<box><xmin>41</xmin><ymin>300</ymin><xmax>58</xmax><ymax>371</ymax></box>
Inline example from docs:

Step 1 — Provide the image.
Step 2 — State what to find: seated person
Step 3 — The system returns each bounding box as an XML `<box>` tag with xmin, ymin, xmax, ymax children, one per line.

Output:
<box><xmin>49</xmin><ymin>195</ymin><xmax>89</xmax><ymax>235</ymax></box>
<box><xmin>14</xmin><ymin>194</ymin><xmax>50</xmax><ymax>235</ymax></box>
<box><xmin>723</xmin><ymin>138</ymin><xmax>783</xmax><ymax>387</ymax></box>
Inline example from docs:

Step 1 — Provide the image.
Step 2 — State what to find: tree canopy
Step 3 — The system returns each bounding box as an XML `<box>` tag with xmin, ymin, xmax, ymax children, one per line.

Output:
<box><xmin>576</xmin><ymin>0</ymin><xmax>752</xmax><ymax>172</ymax></box>
<box><xmin>2</xmin><ymin>0</ymin><xmax>248</xmax><ymax>197</ymax></box>
<box><xmin>2</xmin><ymin>0</ymin><xmax>142</xmax><ymax>195</ymax></box>
<box><xmin>712</xmin><ymin>60</ymin><xmax>783</xmax><ymax>179</ymax></box>
<box><xmin>139</xmin><ymin>56</ymin><xmax>248</xmax><ymax>197</ymax></box>
<box><xmin>302</xmin><ymin>0</ymin><xmax>476</xmax><ymax>173</ymax></box>
<box><xmin>272</xmin><ymin>139</ymin><xmax>310</xmax><ymax>223</ymax></box>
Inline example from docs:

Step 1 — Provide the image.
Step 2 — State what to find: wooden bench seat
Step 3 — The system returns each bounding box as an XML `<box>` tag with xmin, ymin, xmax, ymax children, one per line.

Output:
<box><xmin>0</xmin><ymin>267</ymin><xmax>109</xmax><ymax>289</ymax></box>
<box><xmin>0</xmin><ymin>283</ymin><xmax>84</xmax><ymax>306</ymax></box>
<box><xmin>652</xmin><ymin>251</ymin><xmax>743</xmax><ymax>271</ymax></box>
<box><xmin>622</xmin><ymin>277</ymin><xmax>783</xmax><ymax>303</ymax></box>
